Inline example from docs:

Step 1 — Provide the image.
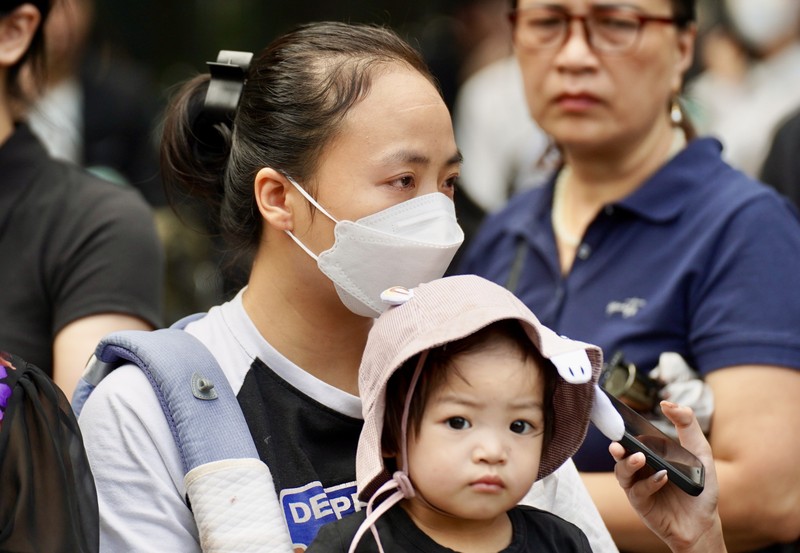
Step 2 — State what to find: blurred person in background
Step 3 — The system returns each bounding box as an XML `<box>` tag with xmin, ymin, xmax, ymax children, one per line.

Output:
<box><xmin>761</xmin><ymin>107</ymin><xmax>800</xmax><ymax>211</ymax></box>
<box><xmin>24</xmin><ymin>0</ymin><xmax>231</xmax><ymax>325</ymax></box>
<box><xmin>0</xmin><ymin>0</ymin><xmax>163</xmax><ymax>397</ymax></box>
<box><xmin>416</xmin><ymin>0</ymin><xmax>519</xmax><ymax>270</ymax></box>
<box><xmin>452</xmin><ymin>0</ymin><xmax>717</xmax><ymax>217</ymax></box>
<box><xmin>417</xmin><ymin>0</ymin><xmax>515</xmax><ymax>112</ymax></box>
<box><xmin>458</xmin><ymin>0</ymin><xmax>800</xmax><ymax>551</ymax></box>
<box><xmin>454</xmin><ymin>52</ymin><xmax>553</xmax><ymax>215</ymax></box>
<box><xmin>24</xmin><ymin>0</ymin><xmax>164</xmax><ymax>205</ymax></box>
<box><xmin>686</xmin><ymin>0</ymin><xmax>800</xmax><ymax>178</ymax></box>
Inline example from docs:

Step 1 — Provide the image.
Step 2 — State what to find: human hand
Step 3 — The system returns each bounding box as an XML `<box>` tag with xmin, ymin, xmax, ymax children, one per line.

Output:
<box><xmin>610</xmin><ymin>402</ymin><xmax>727</xmax><ymax>553</ymax></box>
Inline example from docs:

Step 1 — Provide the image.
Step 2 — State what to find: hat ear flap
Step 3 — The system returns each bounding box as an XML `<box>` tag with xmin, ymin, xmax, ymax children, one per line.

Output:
<box><xmin>590</xmin><ymin>384</ymin><xmax>625</xmax><ymax>441</ymax></box>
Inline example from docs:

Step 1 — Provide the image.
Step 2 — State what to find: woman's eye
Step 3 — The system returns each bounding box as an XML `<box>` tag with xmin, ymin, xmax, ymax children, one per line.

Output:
<box><xmin>441</xmin><ymin>176</ymin><xmax>459</xmax><ymax>196</ymax></box>
<box><xmin>510</xmin><ymin>420</ymin><xmax>535</xmax><ymax>435</ymax></box>
<box><xmin>389</xmin><ymin>175</ymin><xmax>415</xmax><ymax>189</ymax></box>
<box><xmin>445</xmin><ymin>417</ymin><xmax>471</xmax><ymax>430</ymax></box>
<box><xmin>529</xmin><ymin>15</ymin><xmax>565</xmax><ymax>30</ymax></box>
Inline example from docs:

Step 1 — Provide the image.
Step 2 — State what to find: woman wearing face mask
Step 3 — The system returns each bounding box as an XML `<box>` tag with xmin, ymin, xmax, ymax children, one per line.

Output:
<box><xmin>458</xmin><ymin>0</ymin><xmax>800</xmax><ymax>551</ymax></box>
<box><xmin>687</xmin><ymin>0</ymin><xmax>800</xmax><ymax>177</ymax></box>
<box><xmin>76</xmin><ymin>22</ymin><xmax>623</xmax><ymax>553</ymax></box>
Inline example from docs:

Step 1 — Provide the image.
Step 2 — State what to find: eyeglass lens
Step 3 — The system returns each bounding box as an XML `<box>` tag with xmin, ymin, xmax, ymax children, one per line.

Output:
<box><xmin>513</xmin><ymin>6</ymin><xmax>661</xmax><ymax>53</ymax></box>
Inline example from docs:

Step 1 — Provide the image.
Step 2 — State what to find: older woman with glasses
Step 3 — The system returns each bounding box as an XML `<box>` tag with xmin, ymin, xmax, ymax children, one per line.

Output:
<box><xmin>458</xmin><ymin>1</ymin><xmax>800</xmax><ymax>551</ymax></box>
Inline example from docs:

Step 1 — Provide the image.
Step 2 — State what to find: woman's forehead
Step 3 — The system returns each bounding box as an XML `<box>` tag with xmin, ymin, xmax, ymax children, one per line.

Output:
<box><xmin>330</xmin><ymin>67</ymin><xmax>452</xmax><ymax>149</ymax></box>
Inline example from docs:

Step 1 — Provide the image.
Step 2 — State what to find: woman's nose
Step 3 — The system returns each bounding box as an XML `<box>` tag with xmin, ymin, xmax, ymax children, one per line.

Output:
<box><xmin>555</xmin><ymin>18</ymin><xmax>600</xmax><ymax>72</ymax></box>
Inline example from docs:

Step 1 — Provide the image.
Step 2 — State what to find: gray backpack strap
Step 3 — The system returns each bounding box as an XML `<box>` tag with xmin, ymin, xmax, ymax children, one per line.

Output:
<box><xmin>73</xmin><ymin>327</ymin><xmax>258</xmax><ymax>473</ymax></box>
<box><xmin>73</xmin><ymin>324</ymin><xmax>294</xmax><ymax>551</ymax></box>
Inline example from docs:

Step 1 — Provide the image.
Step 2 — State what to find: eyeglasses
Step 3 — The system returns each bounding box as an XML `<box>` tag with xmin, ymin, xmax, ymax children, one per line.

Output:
<box><xmin>509</xmin><ymin>5</ymin><xmax>679</xmax><ymax>54</ymax></box>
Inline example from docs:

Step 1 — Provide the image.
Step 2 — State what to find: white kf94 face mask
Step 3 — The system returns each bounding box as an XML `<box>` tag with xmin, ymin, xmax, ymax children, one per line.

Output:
<box><xmin>283</xmin><ymin>175</ymin><xmax>465</xmax><ymax>318</ymax></box>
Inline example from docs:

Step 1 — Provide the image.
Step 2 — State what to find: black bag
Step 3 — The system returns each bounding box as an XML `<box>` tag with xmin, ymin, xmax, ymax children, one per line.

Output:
<box><xmin>0</xmin><ymin>352</ymin><xmax>98</xmax><ymax>553</ymax></box>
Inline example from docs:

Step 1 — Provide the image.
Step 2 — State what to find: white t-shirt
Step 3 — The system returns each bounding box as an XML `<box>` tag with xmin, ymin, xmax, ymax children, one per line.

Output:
<box><xmin>28</xmin><ymin>77</ymin><xmax>84</xmax><ymax>165</ymax></box>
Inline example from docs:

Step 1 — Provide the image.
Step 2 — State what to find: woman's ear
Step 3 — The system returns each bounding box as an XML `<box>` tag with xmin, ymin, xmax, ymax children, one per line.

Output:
<box><xmin>671</xmin><ymin>23</ymin><xmax>697</xmax><ymax>94</ymax></box>
<box><xmin>254</xmin><ymin>167</ymin><xmax>294</xmax><ymax>232</ymax></box>
<box><xmin>0</xmin><ymin>4</ymin><xmax>41</xmax><ymax>68</ymax></box>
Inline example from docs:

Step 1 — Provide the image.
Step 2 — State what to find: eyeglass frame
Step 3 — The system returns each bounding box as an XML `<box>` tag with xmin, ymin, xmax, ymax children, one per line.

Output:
<box><xmin>508</xmin><ymin>4</ymin><xmax>684</xmax><ymax>54</ymax></box>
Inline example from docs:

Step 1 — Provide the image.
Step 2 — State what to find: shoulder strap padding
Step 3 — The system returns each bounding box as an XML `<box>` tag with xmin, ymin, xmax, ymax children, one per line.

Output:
<box><xmin>76</xmin><ymin>328</ymin><xmax>259</xmax><ymax>475</ymax></box>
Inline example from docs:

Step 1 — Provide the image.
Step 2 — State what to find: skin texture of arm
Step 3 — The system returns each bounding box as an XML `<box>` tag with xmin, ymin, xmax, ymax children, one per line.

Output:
<box><xmin>584</xmin><ymin>365</ymin><xmax>800</xmax><ymax>552</ymax></box>
<box><xmin>53</xmin><ymin>313</ymin><xmax>153</xmax><ymax>399</ymax></box>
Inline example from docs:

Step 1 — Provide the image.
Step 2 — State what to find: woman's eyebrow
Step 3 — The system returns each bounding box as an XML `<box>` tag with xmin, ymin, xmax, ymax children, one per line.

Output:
<box><xmin>380</xmin><ymin>149</ymin><xmax>430</xmax><ymax>165</ymax></box>
<box><xmin>379</xmin><ymin>149</ymin><xmax>463</xmax><ymax>166</ymax></box>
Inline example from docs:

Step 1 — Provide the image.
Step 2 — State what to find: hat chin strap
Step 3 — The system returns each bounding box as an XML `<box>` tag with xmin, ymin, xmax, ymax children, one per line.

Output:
<box><xmin>350</xmin><ymin>351</ymin><xmax>454</xmax><ymax>552</ymax></box>
<box><xmin>347</xmin><ymin>468</ymin><xmax>455</xmax><ymax>553</ymax></box>
<box><xmin>347</xmin><ymin>471</ymin><xmax>414</xmax><ymax>553</ymax></box>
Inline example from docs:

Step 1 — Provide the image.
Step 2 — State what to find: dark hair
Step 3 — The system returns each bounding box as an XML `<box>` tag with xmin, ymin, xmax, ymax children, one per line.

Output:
<box><xmin>668</xmin><ymin>0</ymin><xmax>696</xmax><ymax>28</ymax></box>
<box><xmin>1</xmin><ymin>0</ymin><xmax>51</xmax><ymax>100</ymax></box>
<box><xmin>382</xmin><ymin>320</ymin><xmax>556</xmax><ymax>462</ymax></box>
<box><xmin>160</xmin><ymin>21</ymin><xmax>439</xmax><ymax>268</ymax></box>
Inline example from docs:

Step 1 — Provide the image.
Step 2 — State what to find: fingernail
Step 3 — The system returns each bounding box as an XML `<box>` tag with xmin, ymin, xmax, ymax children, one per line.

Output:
<box><xmin>660</xmin><ymin>400</ymin><xmax>678</xmax><ymax>409</ymax></box>
<box><xmin>654</xmin><ymin>470</ymin><xmax>668</xmax><ymax>482</ymax></box>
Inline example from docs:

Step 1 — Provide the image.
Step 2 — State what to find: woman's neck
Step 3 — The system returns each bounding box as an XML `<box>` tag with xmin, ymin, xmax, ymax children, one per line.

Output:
<box><xmin>553</xmin><ymin>118</ymin><xmax>683</xmax><ymax>274</ymax></box>
<box><xmin>243</xmin><ymin>254</ymin><xmax>371</xmax><ymax>395</ymax></box>
<box><xmin>563</xmin><ymin>118</ymin><xmax>679</xmax><ymax>206</ymax></box>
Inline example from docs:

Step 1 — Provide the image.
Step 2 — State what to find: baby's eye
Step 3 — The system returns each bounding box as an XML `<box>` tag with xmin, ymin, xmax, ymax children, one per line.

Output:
<box><xmin>445</xmin><ymin>417</ymin><xmax>471</xmax><ymax>430</ymax></box>
<box><xmin>510</xmin><ymin>420</ymin><xmax>536</xmax><ymax>435</ymax></box>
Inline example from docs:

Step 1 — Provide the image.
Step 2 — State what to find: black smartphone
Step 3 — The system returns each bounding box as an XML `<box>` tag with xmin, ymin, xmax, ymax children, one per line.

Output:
<box><xmin>602</xmin><ymin>389</ymin><xmax>705</xmax><ymax>496</ymax></box>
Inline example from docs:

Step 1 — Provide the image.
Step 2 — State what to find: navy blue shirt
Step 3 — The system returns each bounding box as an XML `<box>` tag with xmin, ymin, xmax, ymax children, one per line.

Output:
<box><xmin>458</xmin><ymin>138</ymin><xmax>800</xmax><ymax>471</ymax></box>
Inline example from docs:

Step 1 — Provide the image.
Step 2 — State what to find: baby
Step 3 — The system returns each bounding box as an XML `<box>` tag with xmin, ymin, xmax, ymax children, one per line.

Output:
<box><xmin>308</xmin><ymin>275</ymin><xmax>602</xmax><ymax>552</ymax></box>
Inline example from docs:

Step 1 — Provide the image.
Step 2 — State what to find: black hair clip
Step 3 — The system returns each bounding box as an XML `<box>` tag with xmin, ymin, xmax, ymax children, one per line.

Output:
<box><xmin>204</xmin><ymin>50</ymin><xmax>254</xmax><ymax>125</ymax></box>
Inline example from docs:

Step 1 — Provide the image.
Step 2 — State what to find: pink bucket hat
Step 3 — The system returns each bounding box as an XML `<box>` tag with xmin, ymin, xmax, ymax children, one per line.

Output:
<box><xmin>356</xmin><ymin>274</ymin><xmax>604</xmax><ymax>503</ymax></box>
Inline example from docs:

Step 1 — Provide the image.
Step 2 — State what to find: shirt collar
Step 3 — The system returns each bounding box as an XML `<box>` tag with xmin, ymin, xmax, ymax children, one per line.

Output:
<box><xmin>617</xmin><ymin>137</ymin><xmax>722</xmax><ymax>223</ymax></box>
<box><xmin>0</xmin><ymin>124</ymin><xmax>51</xmax><ymax>223</ymax></box>
<box><xmin>490</xmin><ymin>136</ymin><xmax>724</xmax><ymax>240</ymax></box>
<box><xmin>0</xmin><ymin>124</ymin><xmax>50</xmax><ymax>188</ymax></box>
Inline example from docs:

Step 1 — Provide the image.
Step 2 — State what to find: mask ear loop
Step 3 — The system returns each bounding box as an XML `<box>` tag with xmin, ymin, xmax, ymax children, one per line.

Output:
<box><xmin>346</xmin><ymin>351</ymin><xmax>428</xmax><ymax>553</ymax></box>
<box><xmin>281</xmin><ymin>173</ymin><xmax>340</xmax><ymax>262</ymax></box>
<box><xmin>283</xmin><ymin>174</ymin><xmax>339</xmax><ymax>223</ymax></box>
<box><xmin>283</xmin><ymin>230</ymin><xmax>321</xmax><ymax>261</ymax></box>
